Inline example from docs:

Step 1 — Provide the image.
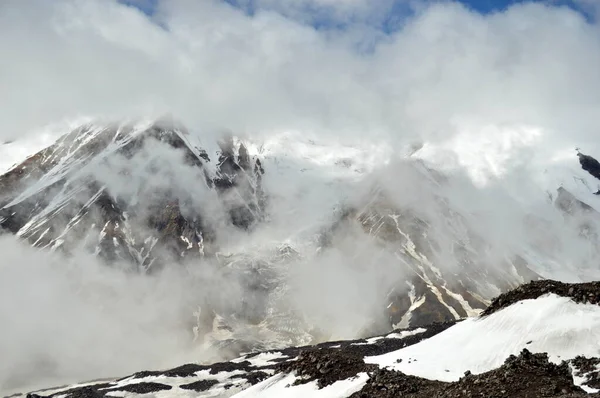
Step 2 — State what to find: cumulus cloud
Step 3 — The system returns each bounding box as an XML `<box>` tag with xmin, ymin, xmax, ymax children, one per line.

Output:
<box><xmin>3</xmin><ymin>0</ymin><xmax>600</xmax><ymax>393</ymax></box>
<box><xmin>1</xmin><ymin>0</ymin><xmax>599</xmax><ymax>160</ymax></box>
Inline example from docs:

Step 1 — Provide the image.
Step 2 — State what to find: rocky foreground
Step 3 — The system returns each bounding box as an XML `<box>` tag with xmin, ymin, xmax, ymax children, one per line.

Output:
<box><xmin>13</xmin><ymin>280</ymin><xmax>600</xmax><ymax>398</ymax></box>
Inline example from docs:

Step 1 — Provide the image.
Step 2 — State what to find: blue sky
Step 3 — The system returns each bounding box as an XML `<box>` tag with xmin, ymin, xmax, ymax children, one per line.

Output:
<box><xmin>121</xmin><ymin>0</ymin><xmax>593</xmax><ymax>23</ymax></box>
<box><xmin>123</xmin><ymin>0</ymin><xmax>523</xmax><ymax>15</ymax></box>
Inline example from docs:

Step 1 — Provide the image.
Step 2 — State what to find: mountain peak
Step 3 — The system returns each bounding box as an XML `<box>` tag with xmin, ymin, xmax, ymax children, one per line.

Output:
<box><xmin>0</xmin><ymin>121</ymin><xmax>265</xmax><ymax>269</ymax></box>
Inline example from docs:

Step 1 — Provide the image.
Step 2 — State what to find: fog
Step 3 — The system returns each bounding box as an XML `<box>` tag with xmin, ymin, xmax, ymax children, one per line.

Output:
<box><xmin>1</xmin><ymin>131</ymin><xmax>600</xmax><ymax>393</ymax></box>
<box><xmin>0</xmin><ymin>237</ymin><xmax>207</xmax><ymax>392</ymax></box>
<box><xmin>2</xmin><ymin>0</ymin><xmax>600</xmax><ymax>394</ymax></box>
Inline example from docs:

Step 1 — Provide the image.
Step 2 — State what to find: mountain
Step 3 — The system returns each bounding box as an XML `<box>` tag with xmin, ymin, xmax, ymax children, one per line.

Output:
<box><xmin>0</xmin><ymin>121</ymin><xmax>536</xmax><ymax>331</ymax></box>
<box><xmin>17</xmin><ymin>280</ymin><xmax>600</xmax><ymax>398</ymax></box>
<box><xmin>0</xmin><ymin>119</ymin><xmax>265</xmax><ymax>268</ymax></box>
<box><xmin>3</xmin><ymin>120</ymin><xmax>600</xmax><ymax>395</ymax></box>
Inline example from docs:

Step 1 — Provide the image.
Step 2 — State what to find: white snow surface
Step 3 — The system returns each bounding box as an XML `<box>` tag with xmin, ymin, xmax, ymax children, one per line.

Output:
<box><xmin>232</xmin><ymin>351</ymin><xmax>292</xmax><ymax>368</ymax></box>
<box><xmin>231</xmin><ymin>372</ymin><xmax>369</xmax><ymax>398</ymax></box>
<box><xmin>355</xmin><ymin>328</ymin><xmax>427</xmax><ymax>345</ymax></box>
<box><xmin>366</xmin><ymin>294</ymin><xmax>600</xmax><ymax>382</ymax></box>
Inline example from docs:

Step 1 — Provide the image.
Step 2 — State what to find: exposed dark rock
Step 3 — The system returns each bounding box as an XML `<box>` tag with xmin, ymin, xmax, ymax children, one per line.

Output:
<box><xmin>24</xmin><ymin>381</ymin><xmax>175</xmax><ymax>398</ymax></box>
<box><xmin>213</xmin><ymin>136</ymin><xmax>265</xmax><ymax>230</ymax></box>
<box><xmin>483</xmin><ymin>279</ymin><xmax>600</xmax><ymax>316</ymax></box>
<box><xmin>52</xmin><ymin>387</ymin><xmax>103</xmax><ymax>398</ymax></box>
<box><xmin>25</xmin><ymin>383</ymin><xmax>114</xmax><ymax>398</ymax></box>
<box><xmin>125</xmin><ymin>363</ymin><xmax>206</xmax><ymax>380</ymax></box>
<box><xmin>104</xmin><ymin>382</ymin><xmax>172</xmax><ymax>394</ymax></box>
<box><xmin>353</xmin><ymin>349</ymin><xmax>592</xmax><ymax>398</ymax></box>
<box><xmin>438</xmin><ymin>349</ymin><xmax>589</xmax><ymax>398</ymax></box>
<box><xmin>125</xmin><ymin>359</ymin><xmax>272</xmax><ymax>386</ymax></box>
<box><xmin>350</xmin><ymin>368</ymin><xmax>444</xmax><ymax>398</ymax></box>
<box><xmin>404</xmin><ymin>285</ymin><xmax>457</xmax><ymax>327</ymax></box>
<box><xmin>571</xmin><ymin>356</ymin><xmax>600</xmax><ymax>390</ymax></box>
<box><xmin>179</xmin><ymin>379</ymin><xmax>219</xmax><ymax>392</ymax></box>
<box><xmin>236</xmin><ymin>371</ymin><xmax>271</xmax><ymax>385</ymax></box>
<box><xmin>578</xmin><ymin>151</ymin><xmax>600</xmax><ymax>182</ymax></box>
<box><xmin>315</xmin><ymin>321</ymin><xmax>458</xmax><ymax>358</ymax></box>
<box><xmin>278</xmin><ymin>348</ymin><xmax>377</xmax><ymax>388</ymax></box>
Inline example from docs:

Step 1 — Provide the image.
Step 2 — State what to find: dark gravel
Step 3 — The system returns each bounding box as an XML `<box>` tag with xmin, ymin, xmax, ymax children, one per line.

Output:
<box><xmin>571</xmin><ymin>356</ymin><xmax>600</xmax><ymax>390</ymax></box>
<box><xmin>349</xmin><ymin>368</ymin><xmax>444</xmax><ymax>398</ymax></box>
<box><xmin>353</xmin><ymin>349</ymin><xmax>596</xmax><ymax>398</ymax></box>
<box><xmin>437</xmin><ymin>349</ymin><xmax>588</xmax><ymax>398</ymax></box>
<box><xmin>278</xmin><ymin>348</ymin><xmax>378</xmax><ymax>388</ymax></box>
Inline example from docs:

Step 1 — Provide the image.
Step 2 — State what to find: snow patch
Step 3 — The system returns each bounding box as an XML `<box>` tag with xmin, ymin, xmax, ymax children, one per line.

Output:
<box><xmin>367</xmin><ymin>294</ymin><xmax>600</xmax><ymax>382</ymax></box>
<box><xmin>231</xmin><ymin>372</ymin><xmax>369</xmax><ymax>398</ymax></box>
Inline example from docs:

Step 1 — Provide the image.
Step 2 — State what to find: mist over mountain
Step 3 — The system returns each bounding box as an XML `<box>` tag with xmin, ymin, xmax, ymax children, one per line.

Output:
<box><xmin>2</xmin><ymin>117</ymin><xmax>600</xmax><ymax>395</ymax></box>
<box><xmin>3</xmin><ymin>0</ymin><xmax>600</xmax><ymax>396</ymax></box>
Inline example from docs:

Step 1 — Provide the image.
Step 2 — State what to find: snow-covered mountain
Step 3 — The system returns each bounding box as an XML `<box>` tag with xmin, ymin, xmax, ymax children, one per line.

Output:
<box><xmin>0</xmin><ymin>119</ymin><xmax>265</xmax><ymax>266</ymax></box>
<box><xmin>3</xmin><ymin>120</ymin><xmax>600</xmax><ymax>395</ymax></box>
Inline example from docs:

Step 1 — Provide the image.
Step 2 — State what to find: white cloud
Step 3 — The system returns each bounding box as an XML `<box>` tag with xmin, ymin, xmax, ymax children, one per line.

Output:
<box><xmin>1</xmin><ymin>0</ymin><xmax>599</xmax><ymax>164</ymax></box>
<box><xmin>3</xmin><ymin>0</ymin><xmax>600</xmax><ymax>392</ymax></box>
<box><xmin>0</xmin><ymin>236</ymin><xmax>217</xmax><ymax>393</ymax></box>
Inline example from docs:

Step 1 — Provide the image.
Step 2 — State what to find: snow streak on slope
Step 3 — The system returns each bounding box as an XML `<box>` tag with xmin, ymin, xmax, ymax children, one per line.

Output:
<box><xmin>366</xmin><ymin>294</ymin><xmax>600</xmax><ymax>382</ymax></box>
<box><xmin>232</xmin><ymin>372</ymin><xmax>370</xmax><ymax>398</ymax></box>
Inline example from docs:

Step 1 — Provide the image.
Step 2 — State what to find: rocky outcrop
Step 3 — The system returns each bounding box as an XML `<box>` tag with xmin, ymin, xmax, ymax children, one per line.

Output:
<box><xmin>278</xmin><ymin>349</ymin><xmax>378</xmax><ymax>388</ymax></box>
<box><xmin>320</xmin><ymin>181</ymin><xmax>540</xmax><ymax>330</ymax></box>
<box><xmin>351</xmin><ymin>368</ymin><xmax>445</xmax><ymax>398</ymax></box>
<box><xmin>214</xmin><ymin>135</ymin><xmax>265</xmax><ymax>230</ymax></box>
<box><xmin>578</xmin><ymin>151</ymin><xmax>600</xmax><ymax>185</ymax></box>
<box><xmin>482</xmin><ymin>279</ymin><xmax>600</xmax><ymax>316</ymax></box>
<box><xmin>433</xmin><ymin>349</ymin><xmax>590</xmax><ymax>398</ymax></box>
<box><xmin>556</xmin><ymin>187</ymin><xmax>598</xmax><ymax>216</ymax></box>
<box><xmin>572</xmin><ymin>356</ymin><xmax>600</xmax><ymax>391</ymax></box>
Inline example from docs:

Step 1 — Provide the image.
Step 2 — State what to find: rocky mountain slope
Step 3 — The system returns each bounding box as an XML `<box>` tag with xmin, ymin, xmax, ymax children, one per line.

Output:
<box><xmin>0</xmin><ymin>120</ymin><xmax>265</xmax><ymax>268</ymax></box>
<box><xmin>15</xmin><ymin>280</ymin><xmax>600</xmax><ymax>398</ymax></box>
<box><xmin>2</xmin><ymin>121</ymin><xmax>600</xmax><ymax>395</ymax></box>
<box><xmin>0</xmin><ymin>121</ymin><xmax>540</xmax><ymax>335</ymax></box>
